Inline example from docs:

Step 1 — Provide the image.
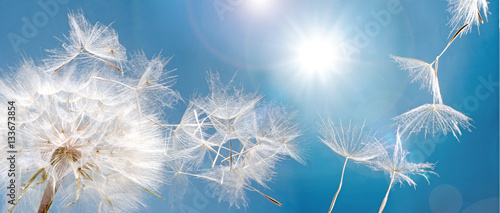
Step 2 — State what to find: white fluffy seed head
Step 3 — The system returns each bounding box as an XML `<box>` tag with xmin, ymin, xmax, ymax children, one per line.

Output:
<box><xmin>0</xmin><ymin>12</ymin><xmax>177</xmax><ymax>212</ymax></box>
<box><xmin>166</xmin><ymin>72</ymin><xmax>303</xmax><ymax>208</ymax></box>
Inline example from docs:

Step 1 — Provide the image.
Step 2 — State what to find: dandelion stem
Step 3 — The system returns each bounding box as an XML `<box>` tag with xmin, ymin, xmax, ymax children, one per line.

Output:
<box><xmin>328</xmin><ymin>157</ymin><xmax>349</xmax><ymax>213</ymax></box>
<box><xmin>38</xmin><ymin>178</ymin><xmax>60</xmax><ymax>213</ymax></box>
<box><xmin>378</xmin><ymin>172</ymin><xmax>395</xmax><ymax>213</ymax></box>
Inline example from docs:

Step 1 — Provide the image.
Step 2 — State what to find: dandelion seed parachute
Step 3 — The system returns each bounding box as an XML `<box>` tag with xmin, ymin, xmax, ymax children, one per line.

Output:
<box><xmin>390</xmin><ymin>56</ymin><xmax>442</xmax><ymax>104</ymax></box>
<box><xmin>368</xmin><ymin>131</ymin><xmax>436</xmax><ymax>213</ymax></box>
<box><xmin>393</xmin><ymin>103</ymin><xmax>473</xmax><ymax>141</ymax></box>
<box><xmin>0</xmin><ymin>12</ymin><xmax>177</xmax><ymax>212</ymax></box>
<box><xmin>319</xmin><ymin>119</ymin><xmax>386</xmax><ymax>162</ymax></box>
<box><xmin>44</xmin><ymin>10</ymin><xmax>126</xmax><ymax>75</ymax></box>
<box><xmin>318</xmin><ymin>118</ymin><xmax>386</xmax><ymax>213</ymax></box>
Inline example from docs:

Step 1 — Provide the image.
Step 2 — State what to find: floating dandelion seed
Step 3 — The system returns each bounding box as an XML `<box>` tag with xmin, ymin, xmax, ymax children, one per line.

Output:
<box><xmin>393</xmin><ymin>103</ymin><xmax>473</xmax><ymax>141</ymax></box>
<box><xmin>390</xmin><ymin>56</ymin><xmax>442</xmax><ymax>104</ymax></box>
<box><xmin>166</xmin><ymin>72</ymin><xmax>303</xmax><ymax>208</ymax></box>
<box><xmin>391</xmin><ymin>24</ymin><xmax>472</xmax><ymax>141</ymax></box>
<box><xmin>134</xmin><ymin>54</ymin><xmax>179</xmax><ymax>107</ymax></box>
<box><xmin>0</xmin><ymin>12</ymin><xmax>177</xmax><ymax>213</ymax></box>
<box><xmin>44</xmin><ymin>11</ymin><xmax>126</xmax><ymax>75</ymax></box>
<box><xmin>318</xmin><ymin>118</ymin><xmax>386</xmax><ymax>213</ymax></box>
<box><xmin>447</xmin><ymin>0</ymin><xmax>489</xmax><ymax>36</ymax></box>
<box><xmin>391</xmin><ymin>22</ymin><xmax>469</xmax><ymax>105</ymax></box>
<box><xmin>368</xmin><ymin>131</ymin><xmax>436</xmax><ymax>213</ymax></box>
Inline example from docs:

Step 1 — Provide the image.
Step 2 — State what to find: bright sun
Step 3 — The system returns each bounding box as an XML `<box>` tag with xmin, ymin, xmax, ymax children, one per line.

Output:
<box><xmin>296</xmin><ymin>36</ymin><xmax>337</xmax><ymax>73</ymax></box>
<box><xmin>247</xmin><ymin>0</ymin><xmax>274</xmax><ymax>12</ymax></box>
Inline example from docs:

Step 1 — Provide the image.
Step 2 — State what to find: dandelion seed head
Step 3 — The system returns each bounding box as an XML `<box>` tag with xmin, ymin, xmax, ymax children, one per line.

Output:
<box><xmin>0</xmin><ymin>12</ymin><xmax>177</xmax><ymax>212</ymax></box>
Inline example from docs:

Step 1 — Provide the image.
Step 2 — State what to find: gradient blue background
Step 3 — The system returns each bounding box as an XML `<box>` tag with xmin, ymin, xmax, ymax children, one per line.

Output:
<box><xmin>0</xmin><ymin>0</ymin><xmax>498</xmax><ymax>212</ymax></box>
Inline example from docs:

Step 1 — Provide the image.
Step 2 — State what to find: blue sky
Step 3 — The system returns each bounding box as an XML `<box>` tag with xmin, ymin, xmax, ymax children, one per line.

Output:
<box><xmin>0</xmin><ymin>0</ymin><xmax>498</xmax><ymax>212</ymax></box>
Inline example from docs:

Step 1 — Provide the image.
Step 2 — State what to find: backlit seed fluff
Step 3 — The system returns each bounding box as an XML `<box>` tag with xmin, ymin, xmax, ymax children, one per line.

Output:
<box><xmin>0</xmin><ymin>12</ymin><xmax>177</xmax><ymax>212</ymax></box>
<box><xmin>447</xmin><ymin>0</ymin><xmax>489</xmax><ymax>35</ymax></box>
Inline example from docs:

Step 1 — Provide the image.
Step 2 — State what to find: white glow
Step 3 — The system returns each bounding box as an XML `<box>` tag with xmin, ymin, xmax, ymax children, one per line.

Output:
<box><xmin>296</xmin><ymin>36</ymin><xmax>336</xmax><ymax>73</ymax></box>
<box><xmin>247</xmin><ymin>0</ymin><xmax>273</xmax><ymax>12</ymax></box>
